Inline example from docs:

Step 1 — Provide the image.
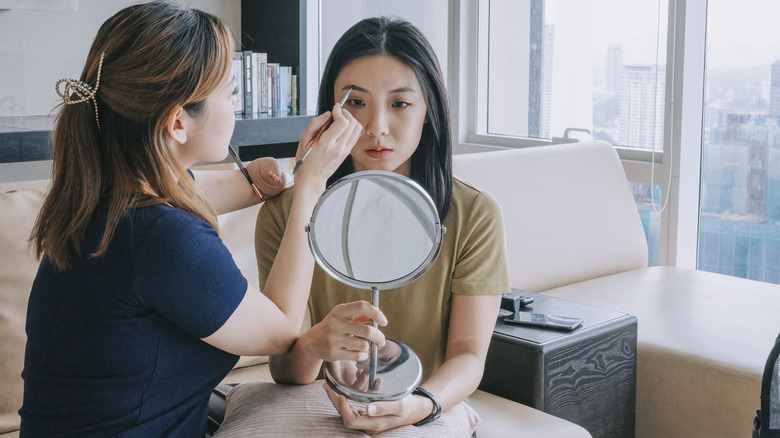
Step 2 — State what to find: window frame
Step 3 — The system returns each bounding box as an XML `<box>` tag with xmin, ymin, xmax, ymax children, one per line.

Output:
<box><xmin>449</xmin><ymin>0</ymin><xmax>707</xmax><ymax>269</ymax></box>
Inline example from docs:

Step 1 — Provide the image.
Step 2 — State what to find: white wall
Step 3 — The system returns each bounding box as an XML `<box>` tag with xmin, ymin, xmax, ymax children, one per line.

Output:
<box><xmin>0</xmin><ymin>0</ymin><xmax>240</xmax><ymax>118</ymax></box>
<box><xmin>319</xmin><ymin>0</ymin><xmax>449</xmax><ymax>84</ymax></box>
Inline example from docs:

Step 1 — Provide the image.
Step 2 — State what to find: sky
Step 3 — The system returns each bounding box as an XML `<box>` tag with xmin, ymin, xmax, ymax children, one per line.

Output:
<box><xmin>547</xmin><ymin>0</ymin><xmax>780</xmax><ymax>70</ymax></box>
<box><xmin>706</xmin><ymin>0</ymin><xmax>780</xmax><ymax>68</ymax></box>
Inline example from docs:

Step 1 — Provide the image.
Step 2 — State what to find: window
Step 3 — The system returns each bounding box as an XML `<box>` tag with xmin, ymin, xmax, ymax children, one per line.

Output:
<box><xmin>474</xmin><ymin>0</ymin><xmax>668</xmax><ymax>267</ymax></box>
<box><xmin>464</xmin><ymin>0</ymin><xmax>780</xmax><ymax>285</ymax></box>
<box><xmin>698</xmin><ymin>0</ymin><xmax>780</xmax><ymax>283</ymax></box>
<box><xmin>630</xmin><ymin>182</ymin><xmax>662</xmax><ymax>267</ymax></box>
<box><xmin>479</xmin><ymin>0</ymin><xmax>668</xmax><ymax>150</ymax></box>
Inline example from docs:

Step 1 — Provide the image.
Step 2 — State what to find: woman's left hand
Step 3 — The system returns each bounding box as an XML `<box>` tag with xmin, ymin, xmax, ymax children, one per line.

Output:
<box><xmin>323</xmin><ymin>383</ymin><xmax>431</xmax><ymax>435</ymax></box>
<box><xmin>246</xmin><ymin>156</ymin><xmax>286</xmax><ymax>199</ymax></box>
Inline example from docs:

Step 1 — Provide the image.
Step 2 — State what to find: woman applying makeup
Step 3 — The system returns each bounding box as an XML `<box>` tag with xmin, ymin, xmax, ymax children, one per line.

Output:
<box><xmin>20</xmin><ymin>2</ymin><xmax>359</xmax><ymax>436</ymax></box>
<box><xmin>255</xmin><ymin>16</ymin><xmax>510</xmax><ymax>434</ymax></box>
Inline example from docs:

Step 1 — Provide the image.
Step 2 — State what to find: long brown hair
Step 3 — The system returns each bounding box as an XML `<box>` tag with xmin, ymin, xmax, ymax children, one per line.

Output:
<box><xmin>31</xmin><ymin>1</ymin><xmax>235</xmax><ymax>270</ymax></box>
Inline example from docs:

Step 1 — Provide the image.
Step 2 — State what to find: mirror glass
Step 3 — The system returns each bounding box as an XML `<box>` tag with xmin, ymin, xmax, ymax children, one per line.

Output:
<box><xmin>308</xmin><ymin>170</ymin><xmax>442</xmax><ymax>290</ymax></box>
<box><xmin>307</xmin><ymin>170</ymin><xmax>445</xmax><ymax>402</ymax></box>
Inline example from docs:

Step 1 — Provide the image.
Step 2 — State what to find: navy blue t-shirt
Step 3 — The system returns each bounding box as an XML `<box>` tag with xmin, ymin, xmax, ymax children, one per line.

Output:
<box><xmin>20</xmin><ymin>205</ymin><xmax>247</xmax><ymax>437</ymax></box>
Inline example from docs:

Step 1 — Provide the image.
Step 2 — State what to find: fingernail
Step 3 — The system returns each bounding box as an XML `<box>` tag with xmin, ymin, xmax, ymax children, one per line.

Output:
<box><xmin>367</xmin><ymin>405</ymin><xmax>377</xmax><ymax>416</ymax></box>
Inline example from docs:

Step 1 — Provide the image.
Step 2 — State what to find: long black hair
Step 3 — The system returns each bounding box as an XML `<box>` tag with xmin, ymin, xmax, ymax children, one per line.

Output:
<box><xmin>318</xmin><ymin>16</ymin><xmax>453</xmax><ymax>220</ymax></box>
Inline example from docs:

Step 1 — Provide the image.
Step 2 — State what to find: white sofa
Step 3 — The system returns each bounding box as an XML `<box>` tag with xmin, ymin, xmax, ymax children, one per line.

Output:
<box><xmin>453</xmin><ymin>140</ymin><xmax>780</xmax><ymax>438</ymax></box>
<box><xmin>5</xmin><ymin>139</ymin><xmax>775</xmax><ymax>437</ymax></box>
<box><xmin>0</xmin><ymin>172</ymin><xmax>589</xmax><ymax>437</ymax></box>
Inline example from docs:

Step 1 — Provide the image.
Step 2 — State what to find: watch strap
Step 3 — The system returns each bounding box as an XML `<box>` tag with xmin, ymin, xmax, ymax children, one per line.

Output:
<box><xmin>412</xmin><ymin>386</ymin><xmax>442</xmax><ymax>426</ymax></box>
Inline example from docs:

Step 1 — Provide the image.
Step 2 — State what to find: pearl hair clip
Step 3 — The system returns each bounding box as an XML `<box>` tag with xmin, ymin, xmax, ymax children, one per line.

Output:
<box><xmin>56</xmin><ymin>52</ymin><xmax>104</xmax><ymax>132</ymax></box>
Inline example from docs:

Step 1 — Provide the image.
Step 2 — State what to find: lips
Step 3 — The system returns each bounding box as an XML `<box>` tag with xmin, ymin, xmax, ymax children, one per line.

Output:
<box><xmin>366</xmin><ymin>146</ymin><xmax>392</xmax><ymax>159</ymax></box>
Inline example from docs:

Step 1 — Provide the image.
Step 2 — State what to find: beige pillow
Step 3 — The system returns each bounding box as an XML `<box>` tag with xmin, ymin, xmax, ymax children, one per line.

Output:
<box><xmin>0</xmin><ymin>183</ymin><xmax>48</xmax><ymax>434</ymax></box>
<box><xmin>213</xmin><ymin>380</ymin><xmax>480</xmax><ymax>437</ymax></box>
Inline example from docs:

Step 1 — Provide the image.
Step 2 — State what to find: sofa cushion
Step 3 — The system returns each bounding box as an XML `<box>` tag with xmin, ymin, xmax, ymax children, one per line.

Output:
<box><xmin>466</xmin><ymin>390</ymin><xmax>591</xmax><ymax>438</ymax></box>
<box><xmin>541</xmin><ymin>266</ymin><xmax>780</xmax><ymax>438</ymax></box>
<box><xmin>213</xmin><ymin>380</ymin><xmax>480</xmax><ymax>438</ymax></box>
<box><xmin>453</xmin><ymin>141</ymin><xmax>649</xmax><ymax>292</ymax></box>
<box><xmin>217</xmin><ymin>202</ymin><xmax>263</xmax><ymax>292</ymax></box>
<box><xmin>0</xmin><ymin>181</ymin><xmax>48</xmax><ymax>434</ymax></box>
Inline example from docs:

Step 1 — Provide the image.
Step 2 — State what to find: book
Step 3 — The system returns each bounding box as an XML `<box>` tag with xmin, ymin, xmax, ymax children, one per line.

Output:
<box><xmin>254</xmin><ymin>52</ymin><xmax>268</xmax><ymax>115</ymax></box>
<box><xmin>267</xmin><ymin>63</ymin><xmax>279</xmax><ymax>116</ymax></box>
<box><xmin>242</xmin><ymin>50</ymin><xmax>254</xmax><ymax>115</ymax></box>
<box><xmin>252</xmin><ymin>52</ymin><xmax>260</xmax><ymax>114</ymax></box>
<box><xmin>232</xmin><ymin>53</ymin><xmax>244</xmax><ymax>116</ymax></box>
<box><xmin>291</xmin><ymin>74</ymin><xmax>297</xmax><ymax>115</ymax></box>
<box><xmin>233</xmin><ymin>53</ymin><xmax>298</xmax><ymax>117</ymax></box>
<box><xmin>280</xmin><ymin>66</ymin><xmax>292</xmax><ymax>117</ymax></box>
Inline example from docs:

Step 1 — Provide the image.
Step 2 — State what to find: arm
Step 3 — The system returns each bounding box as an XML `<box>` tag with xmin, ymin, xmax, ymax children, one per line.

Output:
<box><xmin>193</xmin><ymin>157</ymin><xmax>287</xmax><ymax>215</ymax></box>
<box><xmin>269</xmin><ymin>301</ymin><xmax>387</xmax><ymax>384</ymax></box>
<box><xmin>203</xmin><ymin>105</ymin><xmax>362</xmax><ymax>355</ymax></box>
<box><xmin>413</xmin><ymin>292</ymin><xmax>501</xmax><ymax>409</ymax></box>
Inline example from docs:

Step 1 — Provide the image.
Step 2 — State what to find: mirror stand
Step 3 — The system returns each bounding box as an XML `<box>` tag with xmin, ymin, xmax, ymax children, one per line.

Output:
<box><xmin>323</xmin><ymin>284</ymin><xmax>422</xmax><ymax>403</ymax></box>
<box><xmin>369</xmin><ymin>286</ymin><xmax>378</xmax><ymax>390</ymax></box>
<box><xmin>308</xmin><ymin>170</ymin><xmax>444</xmax><ymax>403</ymax></box>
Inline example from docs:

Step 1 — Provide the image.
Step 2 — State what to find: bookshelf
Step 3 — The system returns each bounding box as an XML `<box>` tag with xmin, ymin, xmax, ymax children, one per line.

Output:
<box><xmin>0</xmin><ymin>116</ymin><xmax>51</xmax><ymax>163</ymax></box>
<box><xmin>241</xmin><ymin>0</ymin><xmax>316</xmax><ymax>117</ymax></box>
<box><xmin>0</xmin><ymin>1</ymin><xmax>316</xmax><ymax>165</ymax></box>
<box><xmin>0</xmin><ymin>113</ymin><xmax>314</xmax><ymax>164</ymax></box>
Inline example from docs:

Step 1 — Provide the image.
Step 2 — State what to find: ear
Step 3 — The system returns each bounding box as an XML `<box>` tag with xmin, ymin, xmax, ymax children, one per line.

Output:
<box><xmin>165</xmin><ymin>106</ymin><xmax>187</xmax><ymax>145</ymax></box>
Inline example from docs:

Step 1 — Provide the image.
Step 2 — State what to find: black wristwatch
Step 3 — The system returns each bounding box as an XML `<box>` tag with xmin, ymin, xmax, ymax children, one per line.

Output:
<box><xmin>412</xmin><ymin>386</ymin><xmax>442</xmax><ymax>426</ymax></box>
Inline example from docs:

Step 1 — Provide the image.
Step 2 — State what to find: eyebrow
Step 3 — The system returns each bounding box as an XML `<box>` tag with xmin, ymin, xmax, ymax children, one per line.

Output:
<box><xmin>341</xmin><ymin>84</ymin><xmax>418</xmax><ymax>94</ymax></box>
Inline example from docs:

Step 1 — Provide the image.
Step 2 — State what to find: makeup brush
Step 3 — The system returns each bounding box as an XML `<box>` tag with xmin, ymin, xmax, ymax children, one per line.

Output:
<box><xmin>228</xmin><ymin>144</ymin><xmax>264</xmax><ymax>199</ymax></box>
<box><xmin>292</xmin><ymin>87</ymin><xmax>353</xmax><ymax>175</ymax></box>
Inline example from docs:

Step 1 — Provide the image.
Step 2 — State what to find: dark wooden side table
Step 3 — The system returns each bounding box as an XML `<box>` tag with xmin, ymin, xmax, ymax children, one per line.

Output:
<box><xmin>478</xmin><ymin>290</ymin><xmax>637</xmax><ymax>438</ymax></box>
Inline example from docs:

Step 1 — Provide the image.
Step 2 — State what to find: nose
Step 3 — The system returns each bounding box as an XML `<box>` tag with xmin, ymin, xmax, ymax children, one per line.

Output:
<box><xmin>364</xmin><ymin>106</ymin><xmax>389</xmax><ymax>138</ymax></box>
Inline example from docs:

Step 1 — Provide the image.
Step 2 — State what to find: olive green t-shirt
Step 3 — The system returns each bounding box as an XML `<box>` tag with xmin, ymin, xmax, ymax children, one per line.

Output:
<box><xmin>254</xmin><ymin>177</ymin><xmax>510</xmax><ymax>380</ymax></box>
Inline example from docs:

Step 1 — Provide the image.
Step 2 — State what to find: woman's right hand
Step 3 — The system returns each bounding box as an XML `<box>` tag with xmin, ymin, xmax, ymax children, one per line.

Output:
<box><xmin>293</xmin><ymin>103</ymin><xmax>361</xmax><ymax>190</ymax></box>
<box><xmin>298</xmin><ymin>301</ymin><xmax>387</xmax><ymax>363</ymax></box>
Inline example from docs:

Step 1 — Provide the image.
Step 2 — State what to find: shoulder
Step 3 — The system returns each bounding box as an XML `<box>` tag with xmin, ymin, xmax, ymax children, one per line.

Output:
<box><xmin>125</xmin><ymin>205</ymin><xmax>218</xmax><ymax>253</ymax></box>
<box><xmin>451</xmin><ymin>177</ymin><xmax>502</xmax><ymax>216</ymax></box>
<box><xmin>137</xmin><ymin>204</ymin><xmax>213</xmax><ymax>233</ymax></box>
<box><xmin>444</xmin><ymin>177</ymin><xmax>505</xmax><ymax>239</ymax></box>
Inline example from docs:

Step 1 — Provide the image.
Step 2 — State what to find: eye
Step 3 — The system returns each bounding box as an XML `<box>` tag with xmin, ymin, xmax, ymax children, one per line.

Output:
<box><xmin>346</xmin><ymin>98</ymin><xmax>365</xmax><ymax>107</ymax></box>
<box><xmin>231</xmin><ymin>86</ymin><xmax>240</xmax><ymax>96</ymax></box>
<box><xmin>392</xmin><ymin>101</ymin><xmax>410</xmax><ymax>109</ymax></box>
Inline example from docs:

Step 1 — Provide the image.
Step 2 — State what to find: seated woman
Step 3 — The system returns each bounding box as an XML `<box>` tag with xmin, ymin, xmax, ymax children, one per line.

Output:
<box><xmin>255</xmin><ymin>16</ymin><xmax>510</xmax><ymax>434</ymax></box>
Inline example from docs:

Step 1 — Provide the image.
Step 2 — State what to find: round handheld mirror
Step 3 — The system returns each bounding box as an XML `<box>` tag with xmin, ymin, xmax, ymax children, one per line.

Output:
<box><xmin>306</xmin><ymin>170</ymin><xmax>445</xmax><ymax>402</ymax></box>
